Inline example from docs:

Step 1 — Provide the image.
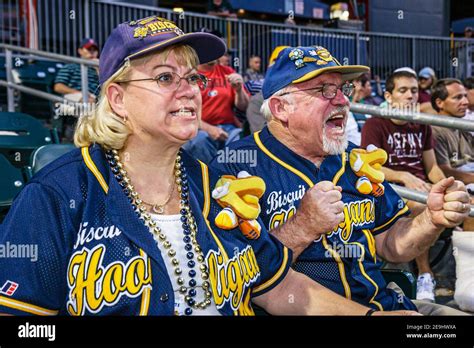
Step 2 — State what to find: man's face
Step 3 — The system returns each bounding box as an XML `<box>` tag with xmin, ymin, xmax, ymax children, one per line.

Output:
<box><xmin>437</xmin><ymin>83</ymin><xmax>469</xmax><ymax>117</ymax></box>
<box><xmin>386</xmin><ymin>76</ymin><xmax>419</xmax><ymax>109</ymax></box>
<box><xmin>279</xmin><ymin>72</ymin><xmax>349</xmax><ymax>156</ymax></box>
<box><xmin>78</xmin><ymin>46</ymin><xmax>98</xmax><ymax>60</ymax></box>
<box><xmin>249</xmin><ymin>57</ymin><xmax>261</xmax><ymax>72</ymax></box>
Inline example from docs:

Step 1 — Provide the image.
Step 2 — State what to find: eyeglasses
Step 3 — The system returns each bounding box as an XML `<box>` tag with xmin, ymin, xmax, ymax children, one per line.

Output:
<box><xmin>279</xmin><ymin>82</ymin><xmax>354</xmax><ymax>100</ymax></box>
<box><xmin>116</xmin><ymin>72</ymin><xmax>209</xmax><ymax>92</ymax></box>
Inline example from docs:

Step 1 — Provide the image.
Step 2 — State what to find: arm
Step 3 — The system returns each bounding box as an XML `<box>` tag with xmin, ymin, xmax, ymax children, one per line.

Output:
<box><xmin>422</xmin><ymin>149</ymin><xmax>446</xmax><ymax>184</ymax></box>
<box><xmin>200</xmin><ymin>120</ymin><xmax>229</xmax><ymax>141</ymax></box>
<box><xmin>439</xmin><ymin>164</ymin><xmax>474</xmax><ymax>184</ymax></box>
<box><xmin>380</xmin><ymin>167</ymin><xmax>431</xmax><ymax>192</ymax></box>
<box><xmin>227</xmin><ymin>73</ymin><xmax>250</xmax><ymax>111</ymax></box>
<box><xmin>375</xmin><ymin>177</ymin><xmax>470</xmax><ymax>263</ymax></box>
<box><xmin>54</xmin><ymin>82</ymin><xmax>80</xmax><ymax>95</ymax></box>
<box><xmin>253</xmin><ymin>269</ymin><xmax>418</xmax><ymax>315</ymax></box>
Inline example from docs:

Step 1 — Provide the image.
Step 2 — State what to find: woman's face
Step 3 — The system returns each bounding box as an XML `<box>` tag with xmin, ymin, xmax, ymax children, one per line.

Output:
<box><xmin>121</xmin><ymin>51</ymin><xmax>202</xmax><ymax>146</ymax></box>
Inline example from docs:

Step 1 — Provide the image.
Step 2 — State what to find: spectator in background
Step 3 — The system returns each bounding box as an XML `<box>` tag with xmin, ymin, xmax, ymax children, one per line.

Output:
<box><xmin>431</xmin><ymin>78</ymin><xmax>473</xmax><ymax>232</ymax></box>
<box><xmin>352</xmin><ymin>73</ymin><xmax>383</xmax><ymax>106</ymax></box>
<box><xmin>361</xmin><ymin>69</ymin><xmax>446</xmax><ymax>302</ymax></box>
<box><xmin>207</xmin><ymin>0</ymin><xmax>237</xmax><ymax>18</ymax></box>
<box><xmin>244</xmin><ymin>55</ymin><xmax>264</xmax><ymax>82</ymax></box>
<box><xmin>54</xmin><ymin>38</ymin><xmax>100</xmax><ymax>141</ymax></box>
<box><xmin>464</xmin><ymin>26</ymin><xmax>473</xmax><ymax>39</ymax></box>
<box><xmin>418</xmin><ymin>67</ymin><xmax>437</xmax><ymax>114</ymax></box>
<box><xmin>246</xmin><ymin>46</ymin><xmax>288</xmax><ymax>134</ymax></box>
<box><xmin>463</xmin><ymin>77</ymin><xmax>474</xmax><ymax>136</ymax></box>
<box><xmin>183</xmin><ymin>56</ymin><xmax>249</xmax><ymax>163</ymax></box>
<box><xmin>54</xmin><ymin>38</ymin><xmax>99</xmax><ymax>100</ymax></box>
<box><xmin>218</xmin><ymin>51</ymin><xmax>231</xmax><ymax>67</ymax></box>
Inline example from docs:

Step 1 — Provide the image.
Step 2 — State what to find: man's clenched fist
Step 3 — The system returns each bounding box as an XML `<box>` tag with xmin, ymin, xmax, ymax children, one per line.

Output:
<box><xmin>427</xmin><ymin>177</ymin><xmax>471</xmax><ymax>228</ymax></box>
<box><xmin>296</xmin><ymin>181</ymin><xmax>345</xmax><ymax>240</ymax></box>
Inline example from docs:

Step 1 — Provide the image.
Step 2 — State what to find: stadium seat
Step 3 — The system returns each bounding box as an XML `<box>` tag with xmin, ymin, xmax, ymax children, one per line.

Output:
<box><xmin>381</xmin><ymin>269</ymin><xmax>417</xmax><ymax>299</ymax></box>
<box><xmin>0</xmin><ymin>112</ymin><xmax>54</xmax><ymax>168</ymax></box>
<box><xmin>0</xmin><ymin>153</ymin><xmax>24</xmax><ymax>211</ymax></box>
<box><xmin>25</xmin><ymin>143</ymin><xmax>75</xmax><ymax>179</ymax></box>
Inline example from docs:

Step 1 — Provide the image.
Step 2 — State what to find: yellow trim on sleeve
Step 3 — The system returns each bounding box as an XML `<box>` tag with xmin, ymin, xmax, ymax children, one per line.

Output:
<box><xmin>253</xmin><ymin>247</ymin><xmax>289</xmax><ymax>294</ymax></box>
<box><xmin>81</xmin><ymin>147</ymin><xmax>109</xmax><ymax>194</ymax></box>
<box><xmin>139</xmin><ymin>249</ymin><xmax>151</xmax><ymax>316</ymax></box>
<box><xmin>254</xmin><ymin>132</ymin><xmax>352</xmax><ymax>299</ymax></box>
<box><xmin>372</xmin><ymin>205</ymin><xmax>409</xmax><ymax>232</ymax></box>
<box><xmin>0</xmin><ymin>296</ymin><xmax>59</xmax><ymax>316</ymax></box>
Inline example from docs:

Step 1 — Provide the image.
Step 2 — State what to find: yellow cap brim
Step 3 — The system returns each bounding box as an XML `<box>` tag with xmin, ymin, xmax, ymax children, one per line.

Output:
<box><xmin>292</xmin><ymin>65</ymin><xmax>370</xmax><ymax>84</ymax></box>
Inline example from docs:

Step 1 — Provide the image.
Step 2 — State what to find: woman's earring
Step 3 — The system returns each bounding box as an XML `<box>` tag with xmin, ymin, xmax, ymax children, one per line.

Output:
<box><xmin>123</xmin><ymin>115</ymin><xmax>128</xmax><ymax>123</ymax></box>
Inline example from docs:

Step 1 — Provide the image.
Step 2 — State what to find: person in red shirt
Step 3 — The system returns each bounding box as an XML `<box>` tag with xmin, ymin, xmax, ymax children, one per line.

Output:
<box><xmin>361</xmin><ymin>69</ymin><xmax>446</xmax><ymax>303</ymax></box>
<box><xmin>183</xmin><ymin>57</ymin><xmax>249</xmax><ymax>163</ymax></box>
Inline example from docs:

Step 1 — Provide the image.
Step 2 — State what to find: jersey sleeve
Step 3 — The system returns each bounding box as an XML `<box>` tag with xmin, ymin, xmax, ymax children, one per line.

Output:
<box><xmin>249</xmin><ymin>219</ymin><xmax>293</xmax><ymax>298</ymax></box>
<box><xmin>0</xmin><ymin>183</ymin><xmax>74</xmax><ymax>315</ymax></box>
<box><xmin>371</xmin><ymin>181</ymin><xmax>411</xmax><ymax>236</ymax></box>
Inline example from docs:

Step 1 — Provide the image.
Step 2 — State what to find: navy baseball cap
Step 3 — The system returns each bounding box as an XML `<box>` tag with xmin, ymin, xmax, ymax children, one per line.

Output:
<box><xmin>80</xmin><ymin>38</ymin><xmax>99</xmax><ymax>50</ymax></box>
<box><xmin>99</xmin><ymin>16</ymin><xmax>226</xmax><ymax>85</ymax></box>
<box><xmin>262</xmin><ymin>46</ymin><xmax>369</xmax><ymax>99</ymax></box>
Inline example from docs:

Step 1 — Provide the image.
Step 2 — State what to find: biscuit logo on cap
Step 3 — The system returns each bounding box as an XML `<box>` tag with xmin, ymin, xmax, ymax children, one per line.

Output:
<box><xmin>128</xmin><ymin>16</ymin><xmax>184</xmax><ymax>40</ymax></box>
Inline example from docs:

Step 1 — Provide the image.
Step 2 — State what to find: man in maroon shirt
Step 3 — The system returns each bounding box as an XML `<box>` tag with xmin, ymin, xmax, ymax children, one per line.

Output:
<box><xmin>361</xmin><ymin>69</ymin><xmax>446</xmax><ymax>303</ymax></box>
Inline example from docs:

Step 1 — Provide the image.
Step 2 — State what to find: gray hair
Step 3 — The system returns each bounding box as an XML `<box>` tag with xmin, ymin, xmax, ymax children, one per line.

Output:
<box><xmin>260</xmin><ymin>86</ymin><xmax>294</xmax><ymax>121</ymax></box>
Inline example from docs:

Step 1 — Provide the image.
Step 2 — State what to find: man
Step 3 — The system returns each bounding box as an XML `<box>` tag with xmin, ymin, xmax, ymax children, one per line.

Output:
<box><xmin>183</xmin><ymin>56</ymin><xmax>249</xmax><ymax>164</ymax></box>
<box><xmin>207</xmin><ymin>0</ymin><xmax>237</xmax><ymax>18</ymax></box>
<box><xmin>463</xmin><ymin>77</ymin><xmax>474</xmax><ymax>136</ymax></box>
<box><xmin>352</xmin><ymin>73</ymin><xmax>383</xmax><ymax>106</ymax></box>
<box><xmin>54</xmin><ymin>38</ymin><xmax>99</xmax><ymax>100</ymax></box>
<box><xmin>361</xmin><ymin>69</ymin><xmax>446</xmax><ymax>302</ymax></box>
<box><xmin>244</xmin><ymin>55</ymin><xmax>264</xmax><ymax>83</ymax></box>
<box><xmin>54</xmin><ymin>38</ymin><xmax>100</xmax><ymax>142</ymax></box>
<box><xmin>431</xmin><ymin>78</ymin><xmax>473</xmax><ymax>229</ymax></box>
<box><xmin>211</xmin><ymin>46</ymin><xmax>471</xmax><ymax>315</ymax></box>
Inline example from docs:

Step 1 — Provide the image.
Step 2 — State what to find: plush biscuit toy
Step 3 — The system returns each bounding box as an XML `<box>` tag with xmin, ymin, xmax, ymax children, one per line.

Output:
<box><xmin>349</xmin><ymin>144</ymin><xmax>388</xmax><ymax>197</ymax></box>
<box><xmin>212</xmin><ymin>171</ymin><xmax>266</xmax><ymax>239</ymax></box>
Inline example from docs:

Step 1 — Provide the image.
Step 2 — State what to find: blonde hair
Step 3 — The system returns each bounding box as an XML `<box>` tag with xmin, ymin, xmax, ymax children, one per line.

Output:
<box><xmin>74</xmin><ymin>44</ymin><xmax>200</xmax><ymax>150</ymax></box>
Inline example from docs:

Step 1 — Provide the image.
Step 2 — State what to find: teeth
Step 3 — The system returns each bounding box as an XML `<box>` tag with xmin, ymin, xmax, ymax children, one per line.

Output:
<box><xmin>171</xmin><ymin>110</ymin><xmax>194</xmax><ymax>117</ymax></box>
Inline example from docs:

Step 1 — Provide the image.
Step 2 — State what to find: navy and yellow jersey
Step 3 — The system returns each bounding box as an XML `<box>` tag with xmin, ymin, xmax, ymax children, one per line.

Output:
<box><xmin>0</xmin><ymin>145</ymin><xmax>291</xmax><ymax>316</ymax></box>
<box><xmin>210</xmin><ymin>127</ymin><xmax>415</xmax><ymax>311</ymax></box>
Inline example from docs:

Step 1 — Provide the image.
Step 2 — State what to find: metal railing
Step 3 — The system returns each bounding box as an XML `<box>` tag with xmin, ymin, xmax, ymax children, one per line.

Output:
<box><xmin>0</xmin><ymin>43</ymin><xmax>98</xmax><ymax>111</ymax></box>
<box><xmin>1</xmin><ymin>43</ymin><xmax>474</xmax><ymax>216</ymax></box>
<box><xmin>1</xmin><ymin>0</ymin><xmax>473</xmax><ymax>79</ymax></box>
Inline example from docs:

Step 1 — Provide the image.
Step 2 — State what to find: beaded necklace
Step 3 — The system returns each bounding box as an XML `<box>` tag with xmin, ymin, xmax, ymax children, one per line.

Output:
<box><xmin>105</xmin><ymin>149</ymin><xmax>212</xmax><ymax>315</ymax></box>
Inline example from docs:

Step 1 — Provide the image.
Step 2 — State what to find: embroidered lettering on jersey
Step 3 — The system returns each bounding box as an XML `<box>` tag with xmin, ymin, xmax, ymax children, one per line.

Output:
<box><xmin>265</xmin><ymin>185</ymin><xmax>306</xmax><ymax>215</ymax></box>
<box><xmin>328</xmin><ymin>199</ymin><xmax>375</xmax><ymax>241</ymax></box>
<box><xmin>73</xmin><ymin>222</ymin><xmax>122</xmax><ymax>248</ymax></box>
<box><xmin>269</xmin><ymin>206</ymin><xmax>296</xmax><ymax>230</ymax></box>
<box><xmin>67</xmin><ymin>244</ymin><xmax>152</xmax><ymax>315</ymax></box>
<box><xmin>206</xmin><ymin>245</ymin><xmax>260</xmax><ymax>311</ymax></box>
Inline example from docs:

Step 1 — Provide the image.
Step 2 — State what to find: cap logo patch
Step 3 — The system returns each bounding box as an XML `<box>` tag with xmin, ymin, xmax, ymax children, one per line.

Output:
<box><xmin>129</xmin><ymin>16</ymin><xmax>183</xmax><ymax>40</ymax></box>
<box><xmin>289</xmin><ymin>48</ymin><xmax>306</xmax><ymax>69</ymax></box>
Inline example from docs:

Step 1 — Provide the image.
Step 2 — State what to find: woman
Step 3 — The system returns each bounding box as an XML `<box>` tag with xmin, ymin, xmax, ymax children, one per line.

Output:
<box><xmin>0</xmin><ymin>16</ymin><xmax>410</xmax><ymax>316</ymax></box>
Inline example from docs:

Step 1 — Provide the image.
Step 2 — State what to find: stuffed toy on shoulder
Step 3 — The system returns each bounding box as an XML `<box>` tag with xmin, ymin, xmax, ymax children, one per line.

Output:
<box><xmin>212</xmin><ymin>171</ymin><xmax>266</xmax><ymax>240</ymax></box>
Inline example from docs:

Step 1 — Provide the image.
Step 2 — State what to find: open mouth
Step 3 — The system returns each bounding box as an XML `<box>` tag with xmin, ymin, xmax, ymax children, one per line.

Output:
<box><xmin>325</xmin><ymin>113</ymin><xmax>345</xmax><ymax>130</ymax></box>
<box><xmin>170</xmin><ymin>107</ymin><xmax>197</xmax><ymax>118</ymax></box>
